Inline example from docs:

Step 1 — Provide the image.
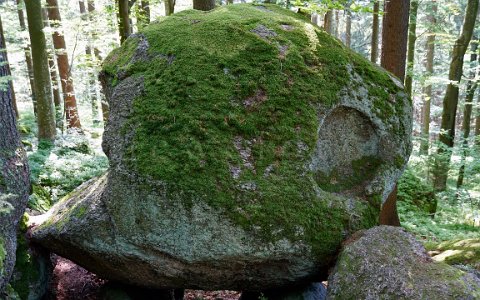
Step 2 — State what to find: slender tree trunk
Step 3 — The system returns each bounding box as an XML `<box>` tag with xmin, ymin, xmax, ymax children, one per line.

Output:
<box><xmin>25</xmin><ymin>0</ymin><xmax>56</xmax><ymax>141</ymax></box>
<box><xmin>420</xmin><ymin>2</ymin><xmax>437</xmax><ymax>155</ymax></box>
<box><xmin>0</xmin><ymin>16</ymin><xmax>18</xmax><ymax>118</ymax></box>
<box><xmin>379</xmin><ymin>0</ymin><xmax>411</xmax><ymax>227</ymax></box>
<box><xmin>165</xmin><ymin>0</ymin><xmax>175</xmax><ymax>16</ymax></box>
<box><xmin>0</xmin><ymin>14</ymin><xmax>30</xmax><ymax>294</ymax></box>
<box><xmin>476</xmin><ymin>93</ymin><xmax>480</xmax><ymax>146</ymax></box>
<box><xmin>118</xmin><ymin>0</ymin><xmax>131</xmax><ymax>43</ymax></box>
<box><xmin>17</xmin><ymin>0</ymin><xmax>37</xmax><ymax>116</ymax></box>
<box><xmin>457</xmin><ymin>39</ymin><xmax>478</xmax><ymax>188</ymax></box>
<box><xmin>324</xmin><ymin>10</ymin><xmax>334</xmax><ymax>34</ymax></box>
<box><xmin>334</xmin><ymin>10</ymin><xmax>339</xmax><ymax>38</ymax></box>
<box><xmin>41</xmin><ymin>8</ymin><xmax>63</xmax><ymax>129</ymax></box>
<box><xmin>433</xmin><ymin>0</ymin><xmax>479</xmax><ymax>191</ymax></box>
<box><xmin>193</xmin><ymin>0</ymin><xmax>215</xmax><ymax>11</ymax></box>
<box><xmin>404</xmin><ymin>0</ymin><xmax>419</xmax><ymax>96</ymax></box>
<box><xmin>371</xmin><ymin>0</ymin><xmax>380</xmax><ymax>63</ymax></box>
<box><xmin>79</xmin><ymin>0</ymin><xmax>101</xmax><ymax>125</ymax></box>
<box><xmin>46</xmin><ymin>0</ymin><xmax>82</xmax><ymax>130</ymax></box>
<box><xmin>136</xmin><ymin>0</ymin><xmax>150</xmax><ymax>29</ymax></box>
<box><xmin>345</xmin><ymin>2</ymin><xmax>352</xmax><ymax>48</ymax></box>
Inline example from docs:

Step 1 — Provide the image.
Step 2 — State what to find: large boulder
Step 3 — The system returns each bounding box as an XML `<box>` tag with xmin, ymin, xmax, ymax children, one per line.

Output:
<box><xmin>327</xmin><ymin>226</ymin><xmax>480</xmax><ymax>299</ymax></box>
<box><xmin>31</xmin><ymin>4</ymin><xmax>412</xmax><ymax>291</ymax></box>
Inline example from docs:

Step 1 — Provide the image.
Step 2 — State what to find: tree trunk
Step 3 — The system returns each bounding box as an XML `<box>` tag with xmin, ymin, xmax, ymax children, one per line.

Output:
<box><xmin>404</xmin><ymin>0</ymin><xmax>419</xmax><ymax>96</ymax></box>
<box><xmin>136</xmin><ymin>0</ymin><xmax>150</xmax><ymax>29</ymax></box>
<box><xmin>370</xmin><ymin>0</ymin><xmax>380</xmax><ymax>63</ymax></box>
<box><xmin>193</xmin><ymin>0</ymin><xmax>215</xmax><ymax>11</ymax></box>
<box><xmin>46</xmin><ymin>0</ymin><xmax>82</xmax><ymax>130</ymax></box>
<box><xmin>0</xmin><ymin>14</ymin><xmax>30</xmax><ymax>294</ymax></box>
<box><xmin>345</xmin><ymin>1</ymin><xmax>352</xmax><ymax>48</ymax></box>
<box><xmin>379</xmin><ymin>0</ymin><xmax>411</xmax><ymax>227</ymax></box>
<box><xmin>381</xmin><ymin>0</ymin><xmax>410</xmax><ymax>81</ymax></box>
<box><xmin>118</xmin><ymin>0</ymin><xmax>131</xmax><ymax>43</ymax></box>
<box><xmin>0</xmin><ymin>16</ymin><xmax>18</xmax><ymax>118</ymax></box>
<box><xmin>433</xmin><ymin>0</ymin><xmax>479</xmax><ymax>191</ymax></box>
<box><xmin>457</xmin><ymin>39</ymin><xmax>478</xmax><ymax>188</ymax></box>
<box><xmin>25</xmin><ymin>0</ymin><xmax>56</xmax><ymax>141</ymax></box>
<box><xmin>334</xmin><ymin>10</ymin><xmax>339</xmax><ymax>38</ymax></box>
<box><xmin>79</xmin><ymin>0</ymin><xmax>101</xmax><ymax>125</ymax></box>
<box><xmin>419</xmin><ymin>2</ymin><xmax>437</xmax><ymax>155</ymax></box>
<box><xmin>476</xmin><ymin>93</ymin><xmax>480</xmax><ymax>146</ymax></box>
<box><xmin>165</xmin><ymin>0</ymin><xmax>175</xmax><ymax>16</ymax></box>
<box><xmin>42</xmin><ymin>7</ymin><xmax>63</xmax><ymax>129</ymax></box>
<box><xmin>324</xmin><ymin>10</ymin><xmax>334</xmax><ymax>34</ymax></box>
<box><xmin>16</xmin><ymin>0</ymin><xmax>37</xmax><ymax>116</ymax></box>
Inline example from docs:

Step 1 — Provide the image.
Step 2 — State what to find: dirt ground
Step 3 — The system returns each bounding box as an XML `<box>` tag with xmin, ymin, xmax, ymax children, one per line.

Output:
<box><xmin>50</xmin><ymin>256</ymin><xmax>241</xmax><ymax>300</ymax></box>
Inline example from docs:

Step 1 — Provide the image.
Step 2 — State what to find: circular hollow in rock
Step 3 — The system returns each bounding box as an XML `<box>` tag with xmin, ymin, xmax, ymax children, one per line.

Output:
<box><xmin>313</xmin><ymin>107</ymin><xmax>381</xmax><ymax>193</ymax></box>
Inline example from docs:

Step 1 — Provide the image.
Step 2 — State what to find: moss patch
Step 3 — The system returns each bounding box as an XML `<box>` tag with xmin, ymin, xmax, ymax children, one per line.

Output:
<box><xmin>102</xmin><ymin>4</ymin><xmax>404</xmax><ymax>254</ymax></box>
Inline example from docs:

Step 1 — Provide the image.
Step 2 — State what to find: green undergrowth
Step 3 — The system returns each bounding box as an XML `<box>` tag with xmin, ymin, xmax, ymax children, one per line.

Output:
<box><xmin>398</xmin><ymin>168</ymin><xmax>437</xmax><ymax>216</ymax></box>
<box><xmin>18</xmin><ymin>112</ymin><xmax>108</xmax><ymax>212</ymax></box>
<box><xmin>102</xmin><ymin>4</ymin><xmax>403</xmax><ymax>252</ymax></box>
<box><xmin>0</xmin><ymin>238</ymin><xmax>5</xmax><ymax>276</ymax></box>
<box><xmin>399</xmin><ymin>152</ymin><xmax>480</xmax><ymax>251</ymax></box>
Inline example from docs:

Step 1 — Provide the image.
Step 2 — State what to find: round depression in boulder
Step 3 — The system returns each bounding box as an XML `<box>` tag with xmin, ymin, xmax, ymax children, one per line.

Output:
<box><xmin>32</xmin><ymin>4</ymin><xmax>412</xmax><ymax>292</ymax></box>
<box><xmin>313</xmin><ymin>107</ymin><xmax>381</xmax><ymax>193</ymax></box>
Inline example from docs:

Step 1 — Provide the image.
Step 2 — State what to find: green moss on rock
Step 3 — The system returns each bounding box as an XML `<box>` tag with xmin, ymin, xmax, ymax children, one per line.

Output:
<box><xmin>100</xmin><ymin>4</ymin><xmax>407</xmax><ymax>253</ymax></box>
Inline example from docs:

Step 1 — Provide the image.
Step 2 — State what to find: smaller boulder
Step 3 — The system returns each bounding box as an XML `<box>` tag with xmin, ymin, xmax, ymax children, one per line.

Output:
<box><xmin>327</xmin><ymin>226</ymin><xmax>480</xmax><ymax>299</ymax></box>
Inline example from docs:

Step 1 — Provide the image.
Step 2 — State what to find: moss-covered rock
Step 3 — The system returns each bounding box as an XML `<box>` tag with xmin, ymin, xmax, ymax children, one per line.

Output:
<box><xmin>32</xmin><ymin>4</ymin><xmax>411</xmax><ymax>291</ymax></box>
<box><xmin>327</xmin><ymin>226</ymin><xmax>480</xmax><ymax>299</ymax></box>
<box><xmin>398</xmin><ymin>168</ymin><xmax>437</xmax><ymax>216</ymax></box>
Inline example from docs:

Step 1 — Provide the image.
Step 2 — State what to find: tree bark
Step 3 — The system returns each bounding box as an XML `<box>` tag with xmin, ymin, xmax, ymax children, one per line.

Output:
<box><xmin>25</xmin><ymin>0</ymin><xmax>56</xmax><ymax>141</ymax></box>
<box><xmin>16</xmin><ymin>0</ymin><xmax>37</xmax><ymax>116</ymax></box>
<box><xmin>0</xmin><ymin>16</ymin><xmax>18</xmax><ymax>118</ymax></box>
<box><xmin>371</xmin><ymin>0</ymin><xmax>380</xmax><ymax>63</ymax></box>
<box><xmin>457</xmin><ymin>39</ymin><xmax>478</xmax><ymax>188</ymax></box>
<box><xmin>118</xmin><ymin>0</ymin><xmax>131</xmax><ymax>43</ymax></box>
<box><xmin>404</xmin><ymin>0</ymin><xmax>419</xmax><ymax>96</ymax></box>
<box><xmin>165</xmin><ymin>0</ymin><xmax>175</xmax><ymax>16</ymax></box>
<box><xmin>419</xmin><ymin>2</ymin><xmax>437</xmax><ymax>155</ymax></box>
<box><xmin>193</xmin><ymin>0</ymin><xmax>215</xmax><ymax>11</ymax></box>
<box><xmin>379</xmin><ymin>0</ymin><xmax>411</xmax><ymax>227</ymax></box>
<box><xmin>46</xmin><ymin>0</ymin><xmax>82</xmax><ymax>130</ymax></box>
<box><xmin>433</xmin><ymin>0</ymin><xmax>479</xmax><ymax>191</ymax></box>
<box><xmin>324</xmin><ymin>10</ymin><xmax>334</xmax><ymax>34</ymax></box>
<box><xmin>0</xmin><ymin>14</ymin><xmax>30</xmax><ymax>293</ymax></box>
<box><xmin>381</xmin><ymin>0</ymin><xmax>410</xmax><ymax>81</ymax></box>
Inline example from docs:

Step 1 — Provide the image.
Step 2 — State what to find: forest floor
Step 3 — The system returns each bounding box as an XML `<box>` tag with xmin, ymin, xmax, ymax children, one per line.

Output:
<box><xmin>51</xmin><ymin>257</ymin><xmax>241</xmax><ymax>300</ymax></box>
